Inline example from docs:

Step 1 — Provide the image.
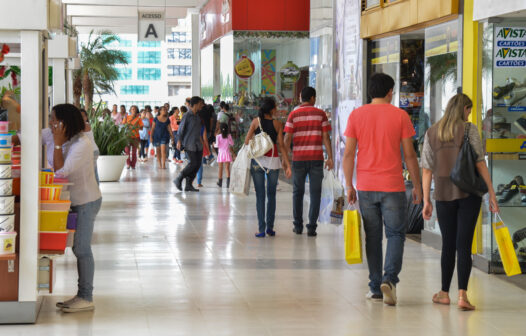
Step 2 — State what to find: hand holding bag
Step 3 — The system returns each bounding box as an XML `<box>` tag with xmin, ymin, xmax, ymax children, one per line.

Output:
<box><xmin>248</xmin><ymin>118</ymin><xmax>273</xmax><ymax>159</ymax></box>
<box><xmin>343</xmin><ymin>206</ymin><xmax>363</xmax><ymax>265</ymax></box>
<box><xmin>229</xmin><ymin>145</ymin><xmax>251</xmax><ymax>196</ymax></box>
<box><xmin>493</xmin><ymin>213</ymin><xmax>521</xmax><ymax>276</ymax></box>
<box><xmin>450</xmin><ymin>123</ymin><xmax>488</xmax><ymax>197</ymax></box>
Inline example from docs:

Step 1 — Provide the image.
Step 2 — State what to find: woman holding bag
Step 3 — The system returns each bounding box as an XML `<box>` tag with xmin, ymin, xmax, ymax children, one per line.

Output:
<box><xmin>244</xmin><ymin>97</ymin><xmax>292</xmax><ymax>237</ymax></box>
<box><xmin>421</xmin><ymin>93</ymin><xmax>499</xmax><ymax>311</ymax></box>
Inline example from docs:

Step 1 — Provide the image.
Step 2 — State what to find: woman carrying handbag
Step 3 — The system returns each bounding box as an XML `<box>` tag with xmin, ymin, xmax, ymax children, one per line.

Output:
<box><xmin>421</xmin><ymin>93</ymin><xmax>499</xmax><ymax>311</ymax></box>
<box><xmin>244</xmin><ymin>97</ymin><xmax>292</xmax><ymax>238</ymax></box>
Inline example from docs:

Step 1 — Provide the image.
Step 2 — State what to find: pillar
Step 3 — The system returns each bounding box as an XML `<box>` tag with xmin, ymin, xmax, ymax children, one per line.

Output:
<box><xmin>189</xmin><ymin>9</ymin><xmax>201</xmax><ymax>97</ymax></box>
<box><xmin>52</xmin><ymin>58</ymin><xmax>66</xmax><ymax>105</ymax></box>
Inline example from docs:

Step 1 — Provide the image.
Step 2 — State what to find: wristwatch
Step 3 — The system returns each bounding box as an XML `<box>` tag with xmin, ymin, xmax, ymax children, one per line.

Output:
<box><xmin>54</xmin><ymin>145</ymin><xmax>62</xmax><ymax>150</ymax></box>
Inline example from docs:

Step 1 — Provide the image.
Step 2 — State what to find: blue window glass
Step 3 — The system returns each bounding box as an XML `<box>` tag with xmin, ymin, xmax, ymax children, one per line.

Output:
<box><xmin>120</xmin><ymin>85</ymin><xmax>150</xmax><ymax>95</ymax></box>
<box><xmin>168</xmin><ymin>48</ymin><xmax>191</xmax><ymax>59</ymax></box>
<box><xmin>138</xmin><ymin>41</ymin><xmax>161</xmax><ymax>48</ymax></box>
<box><xmin>167</xmin><ymin>65</ymin><xmax>192</xmax><ymax>77</ymax></box>
<box><xmin>116</xmin><ymin>68</ymin><xmax>132</xmax><ymax>80</ymax></box>
<box><xmin>137</xmin><ymin>51</ymin><xmax>161</xmax><ymax>64</ymax></box>
<box><xmin>167</xmin><ymin>32</ymin><xmax>190</xmax><ymax>43</ymax></box>
<box><xmin>117</xmin><ymin>51</ymin><xmax>132</xmax><ymax>64</ymax></box>
<box><xmin>119</xmin><ymin>40</ymin><xmax>132</xmax><ymax>47</ymax></box>
<box><xmin>167</xmin><ymin>48</ymin><xmax>175</xmax><ymax>59</ymax></box>
<box><xmin>137</xmin><ymin>68</ymin><xmax>161</xmax><ymax>80</ymax></box>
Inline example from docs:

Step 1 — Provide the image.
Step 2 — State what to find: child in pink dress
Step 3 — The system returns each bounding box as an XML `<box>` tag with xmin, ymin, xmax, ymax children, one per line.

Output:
<box><xmin>214</xmin><ymin>123</ymin><xmax>234</xmax><ymax>188</ymax></box>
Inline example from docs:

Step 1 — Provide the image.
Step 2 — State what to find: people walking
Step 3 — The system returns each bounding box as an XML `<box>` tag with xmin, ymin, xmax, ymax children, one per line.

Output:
<box><xmin>421</xmin><ymin>93</ymin><xmax>499</xmax><ymax>311</ymax></box>
<box><xmin>342</xmin><ymin>73</ymin><xmax>422</xmax><ymax>306</ymax></box>
<box><xmin>174</xmin><ymin>96</ymin><xmax>205</xmax><ymax>192</ymax></box>
<box><xmin>139</xmin><ymin>110</ymin><xmax>150</xmax><ymax>162</ymax></box>
<box><xmin>111</xmin><ymin>104</ymin><xmax>122</xmax><ymax>125</ymax></box>
<box><xmin>45</xmin><ymin>104</ymin><xmax>102</xmax><ymax>313</ymax></box>
<box><xmin>284</xmin><ymin>87</ymin><xmax>333</xmax><ymax>237</ymax></box>
<box><xmin>150</xmin><ymin>106</ymin><xmax>174</xmax><ymax>169</ymax></box>
<box><xmin>122</xmin><ymin>105</ymin><xmax>143</xmax><ymax>169</ymax></box>
<box><xmin>246</xmin><ymin>97</ymin><xmax>292</xmax><ymax>237</ymax></box>
<box><xmin>214</xmin><ymin>123</ymin><xmax>235</xmax><ymax>188</ymax></box>
<box><xmin>195</xmin><ymin>126</ymin><xmax>210</xmax><ymax>188</ymax></box>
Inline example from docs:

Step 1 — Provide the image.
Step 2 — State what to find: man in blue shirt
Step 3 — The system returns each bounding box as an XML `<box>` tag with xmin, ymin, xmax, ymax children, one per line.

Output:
<box><xmin>174</xmin><ymin>96</ymin><xmax>204</xmax><ymax>192</ymax></box>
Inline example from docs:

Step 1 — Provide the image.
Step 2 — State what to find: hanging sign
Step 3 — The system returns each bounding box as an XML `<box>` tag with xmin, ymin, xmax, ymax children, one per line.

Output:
<box><xmin>495</xmin><ymin>27</ymin><xmax>526</xmax><ymax>67</ymax></box>
<box><xmin>493</xmin><ymin>27</ymin><xmax>526</xmax><ymax>112</ymax></box>
<box><xmin>138</xmin><ymin>11</ymin><xmax>165</xmax><ymax>42</ymax></box>
<box><xmin>279</xmin><ymin>61</ymin><xmax>300</xmax><ymax>84</ymax></box>
<box><xmin>235</xmin><ymin>56</ymin><xmax>255</xmax><ymax>79</ymax></box>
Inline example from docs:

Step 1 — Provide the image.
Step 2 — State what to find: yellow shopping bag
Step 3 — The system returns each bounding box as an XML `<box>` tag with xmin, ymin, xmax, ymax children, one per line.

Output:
<box><xmin>344</xmin><ymin>208</ymin><xmax>362</xmax><ymax>265</ymax></box>
<box><xmin>493</xmin><ymin>214</ymin><xmax>521</xmax><ymax>277</ymax></box>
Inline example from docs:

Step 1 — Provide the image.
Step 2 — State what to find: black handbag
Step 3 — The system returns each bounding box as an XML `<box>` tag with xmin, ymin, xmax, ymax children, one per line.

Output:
<box><xmin>450</xmin><ymin>123</ymin><xmax>488</xmax><ymax>197</ymax></box>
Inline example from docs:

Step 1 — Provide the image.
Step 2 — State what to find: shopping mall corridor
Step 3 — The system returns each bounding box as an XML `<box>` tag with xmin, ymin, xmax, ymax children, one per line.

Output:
<box><xmin>4</xmin><ymin>162</ymin><xmax>526</xmax><ymax>335</ymax></box>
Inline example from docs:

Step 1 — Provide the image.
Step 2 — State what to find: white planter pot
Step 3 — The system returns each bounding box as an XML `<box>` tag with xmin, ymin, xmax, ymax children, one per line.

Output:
<box><xmin>97</xmin><ymin>155</ymin><xmax>127</xmax><ymax>182</ymax></box>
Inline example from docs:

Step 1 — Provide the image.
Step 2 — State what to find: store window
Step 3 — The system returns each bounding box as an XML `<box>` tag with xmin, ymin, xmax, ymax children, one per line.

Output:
<box><xmin>369</xmin><ymin>36</ymin><xmax>401</xmax><ymax>105</ymax></box>
<box><xmin>167</xmin><ymin>48</ymin><xmax>191</xmax><ymax>60</ymax></box>
<box><xmin>117</xmin><ymin>68</ymin><xmax>132</xmax><ymax>80</ymax></box>
<box><xmin>167</xmin><ymin>65</ymin><xmax>191</xmax><ymax>76</ymax></box>
<box><xmin>137</xmin><ymin>68</ymin><xmax>161</xmax><ymax>80</ymax></box>
<box><xmin>137</xmin><ymin>41</ymin><xmax>161</xmax><ymax>48</ymax></box>
<box><xmin>167</xmin><ymin>32</ymin><xmax>189</xmax><ymax>43</ymax></box>
<box><xmin>363</xmin><ymin>0</ymin><xmax>380</xmax><ymax>10</ymax></box>
<box><xmin>137</xmin><ymin>51</ymin><xmax>161</xmax><ymax>64</ymax></box>
<box><xmin>120</xmin><ymin>85</ymin><xmax>149</xmax><ymax>95</ymax></box>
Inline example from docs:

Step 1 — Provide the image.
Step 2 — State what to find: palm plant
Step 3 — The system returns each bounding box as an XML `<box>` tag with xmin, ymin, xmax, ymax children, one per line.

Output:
<box><xmin>74</xmin><ymin>30</ymin><xmax>128</xmax><ymax>110</ymax></box>
<box><xmin>89</xmin><ymin>102</ymin><xmax>135</xmax><ymax>156</ymax></box>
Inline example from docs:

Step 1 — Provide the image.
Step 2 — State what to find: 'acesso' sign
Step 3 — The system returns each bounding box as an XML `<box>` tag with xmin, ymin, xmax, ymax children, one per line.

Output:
<box><xmin>138</xmin><ymin>11</ymin><xmax>165</xmax><ymax>42</ymax></box>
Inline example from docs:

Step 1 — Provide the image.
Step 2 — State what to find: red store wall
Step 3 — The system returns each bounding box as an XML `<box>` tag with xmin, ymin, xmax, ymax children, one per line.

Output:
<box><xmin>200</xmin><ymin>0</ymin><xmax>310</xmax><ymax>48</ymax></box>
<box><xmin>232</xmin><ymin>0</ymin><xmax>310</xmax><ymax>31</ymax></box>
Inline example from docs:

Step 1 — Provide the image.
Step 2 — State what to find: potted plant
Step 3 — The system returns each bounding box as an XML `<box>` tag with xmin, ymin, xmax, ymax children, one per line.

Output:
<box><xmin>89</xmin><ymin>104</ymin><xmax>134</xmax><ymax>182</ymax></box>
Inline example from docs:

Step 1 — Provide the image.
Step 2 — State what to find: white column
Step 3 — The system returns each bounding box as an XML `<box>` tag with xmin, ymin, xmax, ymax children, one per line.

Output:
<box><xmin>190</xmin><ymin>10</ymin><xmax>200</xmax><ymax>96</ymax></box>
<box><xmin>52</xmin><ymin>58</ymin><xmax>66</xmax><ymax>105</ymax></box>
<box><xmin>19</xmin><ymin>30</ymin><xmax>43</xmax><ymax>302</ymax></box>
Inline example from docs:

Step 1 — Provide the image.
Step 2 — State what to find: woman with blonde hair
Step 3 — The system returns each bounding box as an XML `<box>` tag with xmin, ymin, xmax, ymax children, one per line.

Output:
<box><xmin>421</xmin><ymin>93</ymin><xmax>499</xmax><ymax>311</ymax></box>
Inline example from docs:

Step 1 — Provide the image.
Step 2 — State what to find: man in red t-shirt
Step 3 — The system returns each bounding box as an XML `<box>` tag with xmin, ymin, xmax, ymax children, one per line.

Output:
<box><xmin>284</xmin><ymin>87</ymin><xmax>333</xmax><ymax>237</ymax></box>
<box><xmin>343</xmin><ymin>73</ymin><xmax>422</xmax><ymax>306</ymax></box>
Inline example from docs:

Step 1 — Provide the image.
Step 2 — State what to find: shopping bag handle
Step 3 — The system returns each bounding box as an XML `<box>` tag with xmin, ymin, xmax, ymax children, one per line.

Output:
<box><xmin>494</xmin><ymin>212</ymin><xmax>503</xmax><ymax>223</ymax></box>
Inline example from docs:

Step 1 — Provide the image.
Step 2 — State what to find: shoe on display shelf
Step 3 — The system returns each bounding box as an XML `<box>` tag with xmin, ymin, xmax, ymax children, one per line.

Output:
<box><xmin>512</xmin><ymin>227</ymin><xmax>526</xmax><ymax>249</ymax></box>
<box><xmin>517</xmin><ymin>247</ymin><xmax>526</xmax><ymax>259</ymax></box>
<box><xmin>514</xmin><ymin>115</ymin><xmax>526</xmax><ymax>135</ymax></box>
<box><xmin>498</xmin><ymin>176</ymin><xmax>524</xmax><ymax>204</ymax></box>
<box><xmin>496</xmin><ymin>184</ymin><xmax>506</xmax><ymax>196</ymax></box>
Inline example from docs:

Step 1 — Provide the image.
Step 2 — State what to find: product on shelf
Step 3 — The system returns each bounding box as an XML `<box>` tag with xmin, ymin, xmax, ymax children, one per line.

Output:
<box><xmin>0</xmin><ymin>231</ymin><xmax>16</xmax><ymax>254</ymax></box>
<box><xmin>39</xmin><ymin>231</ymin><xmax>68</xmax><ymax>251</ymax></box>
<box><xmin>498</xmin><ymin>176</ymin><xmax>524</xmax><ymax>204</ymax></box>
<box><xmin>514</xmin><ymin>115</ymin><xmax>526</xmax><ymax>135</ymax></box>
<box><xmin>0</xmin><ymin>178</ymin><xmax>12</xmax><ymax>196</ymax></box>
<box><xmin>0</xmin><ymin>195</ymin><xmax>15</xmax><ymax>214</ymax></box>
<box><xmin>0</xmin><ymin>163</ymin><xmax>11</xmax><ymax>179</ymax></box>
<box><xmin>0</xmin><ymin>214</ymin><xmax>14</xmax><ymax>232</ymax></box>
<box><xmin>39</xmin><ymin>211</ymin><xmax>69</xmax><ymax>232</ymax></box>
<box><xmin>40</xmin><ymin>185</ymin><xmax>63</xmax><ymax>201</ymax></box>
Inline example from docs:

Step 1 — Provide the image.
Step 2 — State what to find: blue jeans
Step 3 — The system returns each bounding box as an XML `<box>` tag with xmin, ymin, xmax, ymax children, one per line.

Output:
<box><xmin>172</xmin><ymin>131</ymin><xmax>180</xmax><ymax>160</ymax></box>
<box><xmin>358</xmin><ymin>191</ymin><xmax>407</xmax><ymax>295</ymax></box>
<box><xmin>71</xmin><ymin>197</ymin><xmax>102</xmax><ymax>301</ymax></box>
<box><xmin>250</xmin><ymin>160</ymin><xmax>279</xmax><ymax>233</ymax></box>
<box><xmin>196</xmin><ymin>157</ymin><xmax>207</xmax><ymax>184</ymax></box>
<box><xmin>292</xmin><ymin>160</ymin><xmax>324</xmax><ymax>232</ymax></box>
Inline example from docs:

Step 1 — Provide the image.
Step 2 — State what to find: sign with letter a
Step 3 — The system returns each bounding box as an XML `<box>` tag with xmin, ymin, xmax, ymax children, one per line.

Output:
<box><xmin>138</xmin><ymin>11</ymin><xmax>165</xmax><ymax>42</ymax></box>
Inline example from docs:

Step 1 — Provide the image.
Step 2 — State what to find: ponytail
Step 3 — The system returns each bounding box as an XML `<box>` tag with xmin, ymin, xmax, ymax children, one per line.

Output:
<box><xmin>259</xmin><ymin>97</ymin><xmax>276</xmax><ymax>120</ymax></box>
<box><xmin>220</xmin><ymin>123</ymin><xmax>229</xmax><ymax>138</ymax></box>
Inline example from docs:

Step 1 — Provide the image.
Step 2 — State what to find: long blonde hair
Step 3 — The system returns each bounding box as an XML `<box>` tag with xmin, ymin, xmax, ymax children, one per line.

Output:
<box><xmin>436</xmin><ymin>93</ymin><xmax>473</xmax><ymax>142</ymax></box>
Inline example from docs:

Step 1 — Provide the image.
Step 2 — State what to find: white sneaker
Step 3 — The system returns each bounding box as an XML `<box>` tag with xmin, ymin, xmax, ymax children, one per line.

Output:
<box><xmin>365</xmin><ymin>291</ymin><xmax>383</xmax><ymax>302</ymax></box>
<box><xmin>380</xmin><ymin>282</ymin><xmax>397</xmax><ymax>306</ymax></box>
<box><xmin>61</xmin><ymin>297</ymin><xmax>95</xmax><ymax>313</ymax></box>
<box><xmin>56</xmin><ymin>296</ymin><xmax>78</xmax><ymax>309</ymax></box>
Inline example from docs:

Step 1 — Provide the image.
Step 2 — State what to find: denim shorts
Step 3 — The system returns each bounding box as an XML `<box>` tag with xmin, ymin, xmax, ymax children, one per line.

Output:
<box><xmin>153</xmin><ymin>137</ymin><xmax>170</xmax><ymax>147</ymax></box>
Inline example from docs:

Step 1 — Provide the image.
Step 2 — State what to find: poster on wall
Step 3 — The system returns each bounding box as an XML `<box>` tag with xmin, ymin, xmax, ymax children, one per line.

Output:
<box><xmin>493</xmin><ymin>26</ymin><xmax>526</xmax><ymax>112</ymax></box>
<box><xmin>333</xmin><ymin>0</ymin><xmax>363</xmax><ymax>183</ymax></box>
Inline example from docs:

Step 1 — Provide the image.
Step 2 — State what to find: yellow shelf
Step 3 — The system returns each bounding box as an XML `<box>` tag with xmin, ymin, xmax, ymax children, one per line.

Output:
<box><xmin>486</xmin><ymin>139</ymin><xmax>526</xmax><ymax>153</ymax></box>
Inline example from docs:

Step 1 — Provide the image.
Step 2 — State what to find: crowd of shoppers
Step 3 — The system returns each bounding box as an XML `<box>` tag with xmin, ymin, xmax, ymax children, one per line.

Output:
<box><xmin>79</xmin><ymin>74</ymin><xmax>500</xmax><ymax>313</ymax></box>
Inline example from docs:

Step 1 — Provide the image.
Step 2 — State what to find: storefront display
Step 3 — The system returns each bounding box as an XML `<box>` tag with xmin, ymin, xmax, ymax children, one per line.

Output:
<box><xmin>478</xmin><ymin>22</ymin><xmax>526</xmax><ymax>275</ymax></box>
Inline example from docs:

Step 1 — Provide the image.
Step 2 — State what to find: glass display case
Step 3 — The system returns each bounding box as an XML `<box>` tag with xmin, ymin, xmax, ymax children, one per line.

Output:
<box><xmin>480</xmin><ymin>22</ymin><xmax>526</xmax><ymax>274</ymax></box>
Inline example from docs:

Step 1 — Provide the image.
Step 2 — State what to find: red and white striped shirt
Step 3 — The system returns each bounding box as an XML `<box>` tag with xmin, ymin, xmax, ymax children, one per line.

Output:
<box><xmin>284</xmin><ymin>105</ymin><xmax>331</xmax><ymax>162</ymax></box>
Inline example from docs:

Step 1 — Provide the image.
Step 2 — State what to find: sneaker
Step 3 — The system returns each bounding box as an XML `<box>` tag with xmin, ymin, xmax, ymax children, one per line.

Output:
<box><xmin>173</xmin><ymin>175</ymin><xmax>183</xmax><ymax>191</ymax></box>
<box><xmin>515</xmin><ymin>115</ymin><xmax>526</xmax><ymax>134</ymax></box>
<box><xmin>266</xmin><ymin>229</ymin><xmax>276</xmax><ymax>237</ymax></box>
<box><xmin>365</xmin><ymin>291</ymin><xmax>383</xmax><ymax>302</ymax></box>
<box><xmin>255</xmin><ymin>232</ymin><xmax>265</xmax><ymax>238</ymax></box>
<box><xmin>56</xmin><ymin>296</ymin><xmax>78</xmax><ymax>309</ymax></box>
<box><xmin>61</xmin><ymin>297</ymin><xmax>94</xmax><ymax>313</ymax></box>
<box><xmin>307</xmin><ymin>231</ymin><xmax>317</xmax><ymax>237</ymax></box>
<box><xmin>293</xmin><ymin>226</ymin><xmax>303</xmax><ymax>235</ymax></box>
<box><xmin>380</xmin><ymin>282</ymin><xmax>397</xmax><ymax>306</ymax></box>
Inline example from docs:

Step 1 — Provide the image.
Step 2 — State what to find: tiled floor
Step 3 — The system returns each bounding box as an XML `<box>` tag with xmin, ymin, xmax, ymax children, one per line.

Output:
<box><xmin>4</xmin><ymin>160</ymin><xmax>526</xmax><ymax>335</ymax></box>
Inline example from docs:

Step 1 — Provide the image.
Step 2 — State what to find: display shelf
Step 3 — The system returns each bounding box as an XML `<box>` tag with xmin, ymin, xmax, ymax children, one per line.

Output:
<box><xmin>0</xmin><ymin>254</ymin><xmax>16</xmax><ymax>261</ymax></box>
<box><xmin>38</xmin><ymin>250</ymin><xmax>64</xmax><ymax>255</ymax></box>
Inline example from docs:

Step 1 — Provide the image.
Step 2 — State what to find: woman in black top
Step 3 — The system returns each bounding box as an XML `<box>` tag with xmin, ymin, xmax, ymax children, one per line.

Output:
<box><xmin>244</xmin><ymin>97</ymin><xmax>291</xmax><ymax>238</ymax></box>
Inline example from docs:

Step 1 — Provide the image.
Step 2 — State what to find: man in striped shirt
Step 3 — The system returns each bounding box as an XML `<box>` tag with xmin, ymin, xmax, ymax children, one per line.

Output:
<box><xmin>284</xmin><ymin>87</ymin><xmax>333</xmax><ymax>237</ymax></box>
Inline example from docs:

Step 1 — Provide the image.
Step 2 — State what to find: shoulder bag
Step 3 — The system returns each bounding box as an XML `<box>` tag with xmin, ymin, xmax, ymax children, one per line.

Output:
<box><xmin>450</xmin><ymin>123</ymin><xmax>488</xmax><ymax>197</ymax></box>
<box><xmin>248</xmin><ymin>117</ymin><xmax>274</xmax><ymax>158</ymax></box>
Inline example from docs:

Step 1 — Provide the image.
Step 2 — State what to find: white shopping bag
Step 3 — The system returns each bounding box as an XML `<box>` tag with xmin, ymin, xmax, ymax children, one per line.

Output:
<box><xmin>319</xmin><ymin>169</ymin><xmax>345</xmax><ymax>225</ymax></box>
<box><xmin>229</xmin><ymin>145</ymin><xmax>251</xmax><ymax>196</ymax></box>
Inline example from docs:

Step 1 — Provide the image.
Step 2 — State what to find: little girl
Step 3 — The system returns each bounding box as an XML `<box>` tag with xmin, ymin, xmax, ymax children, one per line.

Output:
<box><xmin>214</xmin><ymin>123</ymin><xmax>234</xmax><ymax>188</ymax></box>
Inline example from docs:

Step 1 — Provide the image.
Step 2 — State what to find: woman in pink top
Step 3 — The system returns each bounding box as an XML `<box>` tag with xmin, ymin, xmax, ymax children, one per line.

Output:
<box><xmin>214</xmin><ymin>123</ymin><xmax>234</xmax><ymax>188</ymax></box>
